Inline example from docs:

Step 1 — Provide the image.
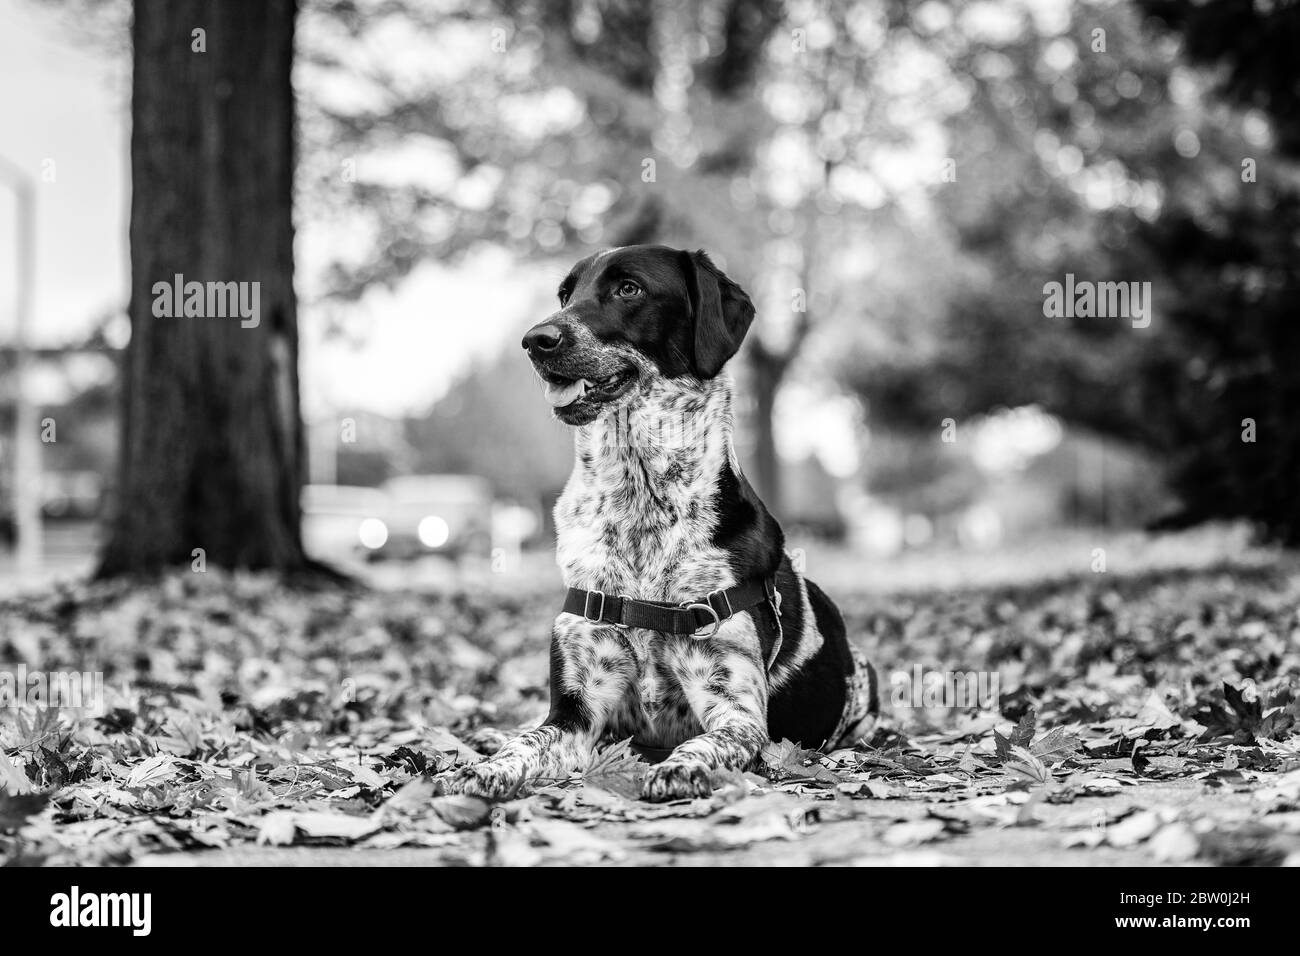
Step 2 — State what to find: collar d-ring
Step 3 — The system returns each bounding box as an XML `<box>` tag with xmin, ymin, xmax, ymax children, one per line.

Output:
<box><xmin>683</xmin><ymin>602</ymin><xmax>721</xmax><ymax>639</ymax></box>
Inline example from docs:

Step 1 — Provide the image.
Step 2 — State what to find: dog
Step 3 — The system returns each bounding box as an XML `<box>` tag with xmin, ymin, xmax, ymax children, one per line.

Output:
<box><xmin>443</xmin><ymin>245</ymin><xmax>877</xmax><ymax>802</ymax></box>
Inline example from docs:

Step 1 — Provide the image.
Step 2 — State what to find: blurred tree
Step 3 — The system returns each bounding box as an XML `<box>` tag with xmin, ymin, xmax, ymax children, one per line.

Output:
<box><xmin>1141</xmin><ymin>0</ymin><xmax>1300</xmax><ymax>155</ymax></box>
<box><xmin>99</xmin><ymin>0</ymin><xmax>313</xmax><ymax>574</ymax></box>
<box><xmin>838</xmin><ymin>0</ymin><xmax>1173</xmax><ymax>441</ymax></box>
<box><xmin>836</xmin><ymin>0</ymin><xmax>1300</xmax><ymax>543</ymax></box>
<box><xmin>1132</xmin><ymin>0</ymin><xmax>1300</xmax><ymax>543</ymax></box>
<box><xmin>299</xmin><ymin>0</ymin><xmax>791</xmax><ymax>500</ymax></box>
<box><xmin>50</xmin><ymin>0</ymin><xmax>1298</xmax><ymax>546</ymax></box>
<box><xmin>300</xmin><ymin>0</ymin><xmax>945</xmax><ymax>514</ymax></box>
<box><xmin>404</xmin><ymin>346</ymin><xmax>573</xmax><ymax>503</ymax></box>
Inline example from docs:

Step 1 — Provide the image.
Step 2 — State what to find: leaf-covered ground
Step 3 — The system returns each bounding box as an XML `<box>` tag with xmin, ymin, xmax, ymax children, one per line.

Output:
<box><xmin>2</xmin><ymin>551</ymin><xmax>1299</xmax><ymax>866</ymax></box>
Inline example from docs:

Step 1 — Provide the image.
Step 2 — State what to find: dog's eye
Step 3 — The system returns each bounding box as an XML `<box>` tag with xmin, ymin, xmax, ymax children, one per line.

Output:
<box><xmin>558</xmin><ymin>288</ymin><xmax>571</xmax><ymax>306</ymax></box>
<box><xmin>615</xmin><ymin>281</ymin><xmax>643</xmax><ymax>298</ymax></box>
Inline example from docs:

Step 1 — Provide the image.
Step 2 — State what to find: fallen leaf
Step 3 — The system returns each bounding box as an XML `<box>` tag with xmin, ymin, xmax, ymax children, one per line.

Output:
<box><xmin>1106</xmin><ymin>810</ymin><xmax>1161</xmax><ymax>848</ymax></box>
<box><xmin>0</xmin><ymin>791</ymin><xmax>47</xmax><ymax>829</ymax></box>
<box><xmin>529</xmin><ymin>820</ymin><xmax>625</xmax><ymax>863</ymax></box>
<box><xmin>126</xmin><ymin>754</ymin><xmax>179</xmax><ymax>789</ymax></box>
<box><xmin>882</xmin><ymin>818</ymin><xmax>948</xmax><ymax>847</ymax></box>
<box><xmin>0</xmin><ymin>752</ymin><xmax>33</xmax><ymax>796</ymax></box>
<box><xmin>256</xmin><ymin>810</ymin><xmax>382</xmax><ymax>845</ymax></box>
<box><xmin>429</xmin><ymin>794</ymin><xmax>492</xmax><ymax>830</ymax></box>
<box><xmin>1150</xmin><ymin>823</ymin><xmax>1199</xmax><ymax>862</ymax></box>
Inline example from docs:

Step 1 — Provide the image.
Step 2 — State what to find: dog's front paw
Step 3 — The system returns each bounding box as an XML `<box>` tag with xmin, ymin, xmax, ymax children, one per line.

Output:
<box><xmin>439</xmin><ymin>761</ymin><xmax>526</xmax><ymax>799</ymax></box>
<box><xmin>641</xmin><ymin>759</ymin><xmax>714</xmax><ymax>802</ymax></box>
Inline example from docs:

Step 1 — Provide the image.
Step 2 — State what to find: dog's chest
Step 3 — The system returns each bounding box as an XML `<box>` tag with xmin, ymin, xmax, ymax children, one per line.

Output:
<box><xmin>555</xmin><ymin>477</ymin><xmax>730</xmax><ymax>601</ymax></box>
<box><xmin>608</xmin><ymin>629</ymin><xmax>706</xmax><ymax>747</ymax></box>
<box><xmin>552</xmin><ymin>386</ymin><xmax>742</xmax><ymax>747</ymax></box>
<box><xmin>553</xmin><ymin>408</ymin><xmax>735</xmax><ymax>603</ymax></box>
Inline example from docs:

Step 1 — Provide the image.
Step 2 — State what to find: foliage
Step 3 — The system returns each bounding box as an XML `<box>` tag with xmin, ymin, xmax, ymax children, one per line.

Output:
<box><xmin>840</xmin><ymin>0</ymin><xmax>1300</xmax><ymax>544</ymax></box>
<box><xmin>1</xmin><ymin>562</ymin><xmax>1298</xmax><ymax>865</ymax></box>
<box><xmin>1129</xmin><ymin>0</ymin><xmax>1300</xmax><ymax>544</ymax></box>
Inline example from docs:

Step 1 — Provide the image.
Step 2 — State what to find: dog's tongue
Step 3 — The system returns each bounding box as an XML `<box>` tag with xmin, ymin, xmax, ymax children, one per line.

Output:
<box><xmin>545</xmin><ymin>378</ymin><xmax>589</xmax><ymax>408</ymax></box>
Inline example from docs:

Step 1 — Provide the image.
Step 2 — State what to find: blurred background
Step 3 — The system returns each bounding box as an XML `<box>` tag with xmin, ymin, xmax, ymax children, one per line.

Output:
<box><xmin>1</xmin><ymin>0</ymin><xmax>1297</xmax><ymax>595</ymax></box>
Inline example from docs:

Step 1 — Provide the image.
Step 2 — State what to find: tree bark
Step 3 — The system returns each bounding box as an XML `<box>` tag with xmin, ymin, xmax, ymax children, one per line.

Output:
<box><xmin>99</xmin><ymin>0</ymin><xmax>308</xmax><ymax>575</ymax></box>
<box><xmin>746</xmin><ymin>343</ymin><xmax>787</xmax><ymax>515</ymax></box>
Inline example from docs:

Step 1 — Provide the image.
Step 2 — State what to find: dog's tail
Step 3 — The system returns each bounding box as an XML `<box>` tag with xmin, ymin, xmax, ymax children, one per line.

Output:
<box><xmin>829</xmin><ymin>648</ymin><xmax>879</xmax><ymax>750</ymax></box>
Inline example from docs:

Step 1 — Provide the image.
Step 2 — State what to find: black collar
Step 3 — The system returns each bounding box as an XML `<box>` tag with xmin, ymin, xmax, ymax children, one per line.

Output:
<box><xmin>562</xmin><ymin>576</ymin><xmax>775</xmax><ymax>638</ymax></box>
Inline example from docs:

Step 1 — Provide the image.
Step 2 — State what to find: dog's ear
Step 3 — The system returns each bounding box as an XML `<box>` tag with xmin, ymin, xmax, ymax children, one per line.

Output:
<box><xmin>681</xmin><ymin>249</ymin><xmax>755</xmax><ymax>378</ymax></box>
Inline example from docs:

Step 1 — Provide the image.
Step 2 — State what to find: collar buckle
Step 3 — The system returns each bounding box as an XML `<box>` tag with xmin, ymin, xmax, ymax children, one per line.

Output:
<box><xmin>706</xmin><ymin>588</ymin><xmax>734</xmax><ymax>621</ymax></box>
<box><xmin>583</xmin><ymin>590</ymin><xmax>607</xmax><ymax>624</ymax></box>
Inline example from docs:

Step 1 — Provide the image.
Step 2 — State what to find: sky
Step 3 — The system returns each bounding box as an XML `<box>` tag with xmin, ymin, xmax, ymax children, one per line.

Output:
<box><xmin>0</xmin><ymin>0</ymin><xmax>129</xmax><ymax>346</ymax></box>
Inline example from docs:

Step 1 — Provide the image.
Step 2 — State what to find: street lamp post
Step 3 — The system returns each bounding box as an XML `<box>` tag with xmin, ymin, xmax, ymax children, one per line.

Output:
<box><xmin>0</xmin><ymin>155</ymin><xmax>42</xmax><ymax>574</ymax></box>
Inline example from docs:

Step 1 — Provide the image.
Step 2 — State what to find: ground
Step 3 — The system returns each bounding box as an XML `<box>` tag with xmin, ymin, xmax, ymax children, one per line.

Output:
<box><xmin>1</xmin><ymin>526</ymin><xmax>1298</xmax><ymax>867</ymax></box>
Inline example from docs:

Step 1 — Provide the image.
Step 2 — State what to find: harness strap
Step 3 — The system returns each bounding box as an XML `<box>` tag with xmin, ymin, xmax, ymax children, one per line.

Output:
<box><xmin>562</xmin><ymin>576</ymin><xmax>774</xmax><ymax>639</ymax></box>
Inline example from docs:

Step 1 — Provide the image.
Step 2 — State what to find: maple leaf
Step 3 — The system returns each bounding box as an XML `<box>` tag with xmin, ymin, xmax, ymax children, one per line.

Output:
<box><xmin>0</xmin><ymin>751</ymin><xmax>33</xmax><ymax>796</ymax></box>
<box><xmin>380</xmin><ymin>746</ymin><xmax>441</xmax><ymax>776</ymax></box>
<box><xmin>126</xmin><ymin>754</ymin><xmax>180</xmax><ymax>789</ymax></box>
<box><xmin>1194</xmin><ymin>682</ymin><xmax>1264</xmax><ymax>741</ymax></box>
<box><xmin>1257</xmin><ymin>693</ymin><xmax>1300</xmax><ymax>741</ymax></box>
<box><xmin>955</xmin><ymin>746</ymin><xmax>979</xmax><ymax>776</ymax></box>
<box><xmin>760</xmin><ymin>739</ymin><xmax>803</xmax><ymax>772</ymax></box>
<box><xmin>1029</xmin><ymin>727</ymin><xmax>1081</xmax><ymax>763</ymax></box>
<box><xmin>4</xmin><ymin>560</ymin><xmax>1300</xmax><ymax>867</ymax></box>
<box><xmin>1003</xmin><ymin>746</ymin><xmax>1051</xmax><ymax>787</ymax></box>
<box><xmin>582</xmin><ymin>738</ymin><xmax>647</xmax><ymax>799</ymax></box>
<box><xmin>1132</xmin><ymin>691</ymin><xmax>1182</xmax><ymax>732</ymax></box>
<box><xmin>992</xmin><ymin>730</ymin><xmax>1012</xmax><ymax>763</ymax></box>
<box><xmin>759</xmin><ymin>740</ymin><xmax>841</xmax><ymax>784</ymax></box>
<box><xmin>1009</xmin><ymin>711</ymin><xmax>1037</xmax><ymax>749</ymax></box>
<box><xmin>1222</xmin><ymin>682</ymin><xmax>1262</xmax><ymax>727</ymax></box>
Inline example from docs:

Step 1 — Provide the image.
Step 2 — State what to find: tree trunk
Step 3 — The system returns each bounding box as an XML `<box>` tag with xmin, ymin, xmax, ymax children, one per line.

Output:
<box><xmin>99</xmin><ymin>0</ymin><xmax>308</xmax><ymax>575</ymax></box>
<box><xmin>747</xmin><ymin>346</ymin><xmax>785</xmax><ymax>517</ymax></box>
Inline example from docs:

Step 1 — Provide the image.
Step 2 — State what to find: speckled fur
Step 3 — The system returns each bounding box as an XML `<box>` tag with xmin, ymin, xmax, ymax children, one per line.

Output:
<box><xmin>443</xmin><ymin>245</ymin><xmax>875</xmax><ymax>802</ymax></box>
<box><xmin>446</xmin><ymin>374</ymin><xmax>871</xmax><ymax>801</ymax></box>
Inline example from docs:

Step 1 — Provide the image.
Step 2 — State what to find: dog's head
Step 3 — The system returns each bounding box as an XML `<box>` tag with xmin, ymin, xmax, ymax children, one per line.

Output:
<box><xmin>521</xmin><ymin>245</ymin><xmax>755</xmax><ymax>425</ymax></box>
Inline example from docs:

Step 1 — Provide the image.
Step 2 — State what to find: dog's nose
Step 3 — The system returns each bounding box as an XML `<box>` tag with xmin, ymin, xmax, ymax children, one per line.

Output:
<box><xmin>522</xmin><ymin>323</ymin><xmax>564</xmax><ymax>354</ymax></box>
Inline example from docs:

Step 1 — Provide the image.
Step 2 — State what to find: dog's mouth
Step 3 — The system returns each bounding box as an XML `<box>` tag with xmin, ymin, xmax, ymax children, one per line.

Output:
<box><xmin>539</xmin><ymin>365</ymin><xmax>637</xmax><ymax>424</ymax></box>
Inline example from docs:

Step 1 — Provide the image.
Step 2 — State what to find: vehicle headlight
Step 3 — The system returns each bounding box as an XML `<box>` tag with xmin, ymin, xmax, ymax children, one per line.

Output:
<box><xmin>418</xmin><ymin>515</ymin><xmax>450</xmax><ymax>548</ymax></box>
<box><xmin>358</xmin><ymin>518</ymin><xmax>388</xmax><ymax>549</ymax></box>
